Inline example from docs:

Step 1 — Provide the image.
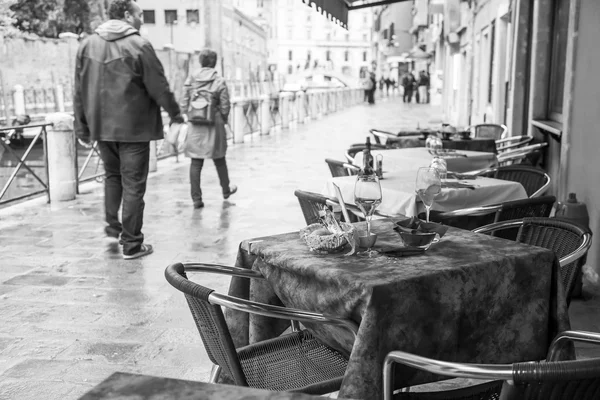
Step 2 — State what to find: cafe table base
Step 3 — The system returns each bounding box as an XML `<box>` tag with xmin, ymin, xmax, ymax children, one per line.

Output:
<box><xmin>227</xmin><ymin>218</ymin><xmax>571</xmax><ymax>400</ymax></box>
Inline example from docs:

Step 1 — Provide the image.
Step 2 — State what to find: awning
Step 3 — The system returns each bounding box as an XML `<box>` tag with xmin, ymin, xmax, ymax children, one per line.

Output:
<box><xmin>301</xmin><ymin>0</ymin><xmax>411</xmax><ymax>29</ymax></box>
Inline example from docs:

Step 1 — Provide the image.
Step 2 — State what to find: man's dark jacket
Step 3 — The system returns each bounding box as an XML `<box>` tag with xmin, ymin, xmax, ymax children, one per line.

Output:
<box><xmin>74</xmin><ymin>20</ymin><xmax>180</xmax><ymax>142</ymax></box>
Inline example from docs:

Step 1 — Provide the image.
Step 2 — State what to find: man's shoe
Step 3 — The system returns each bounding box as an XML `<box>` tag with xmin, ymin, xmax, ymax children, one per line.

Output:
<box><xmin>104</xmin><ymin>236</ymin><xmax>120</xmax><ymax>254</ymax></box>
<box><xmin>193</xmin><ymin>201</ymin><xmax>205</xmax><ymax>209</ymax></box>
<box><xmin>123</xmin><ymin>244</ymin><xmax>153</xmax><ymax>260</ymax></box>
<box><xmin>223</xmin><ymin>185</ymin><xmax>237</xmax><ymax>200</ymax></box>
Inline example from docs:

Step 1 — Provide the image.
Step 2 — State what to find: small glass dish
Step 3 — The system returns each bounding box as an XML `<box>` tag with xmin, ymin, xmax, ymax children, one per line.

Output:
<box><xmin>397</xmin><ymin>231</ymin><xmax>438</xmax><ymax>250</ymax></box>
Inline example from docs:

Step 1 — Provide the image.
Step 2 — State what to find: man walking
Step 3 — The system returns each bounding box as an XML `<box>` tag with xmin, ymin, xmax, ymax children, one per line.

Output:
<box><xmin>74</xmin><ymin>0</ymin><xmax>184</xmax><ymax>259</ymax></box>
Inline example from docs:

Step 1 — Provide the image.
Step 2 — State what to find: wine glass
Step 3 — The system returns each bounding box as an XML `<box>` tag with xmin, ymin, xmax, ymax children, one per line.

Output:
<box><xmin>415</xmin><ymin>167</ymin><xmax>442</xmax><ymax>223</ymax></box>
<box><xmin>354</xmin><ymin>174</ymin><xmax>382</xmax><ymax>257</ymax></box>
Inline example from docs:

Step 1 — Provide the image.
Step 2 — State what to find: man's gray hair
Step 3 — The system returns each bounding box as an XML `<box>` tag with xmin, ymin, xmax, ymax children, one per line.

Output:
<box><xmin>199</xmin><ymin>49</ymin><xmax>218</xmax><ymax>68</ymax></box>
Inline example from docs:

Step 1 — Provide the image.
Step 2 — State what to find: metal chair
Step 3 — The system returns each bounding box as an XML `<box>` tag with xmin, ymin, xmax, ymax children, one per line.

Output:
<box><xmin>496</xmin><ymin>135</ymin><xmax>533</xmax><ymax>153</ymax></box>
<box><xmin>423</xmin><ymin>196</ymin><xmax>556</xmax><ymax>237</ymax></box>
<box><xmin>473</xmin><ymin>165</ymin><xmax>551</xmax><ymax>197</ymax></box>
<box><xmin>469</xmin><ymin>124</ymin><xmax>508</xmax><ymax>140</ymax></box>
<box><xmin>294</xmin><ymin>189</ymin><xmax>364</xmax><ymax>224</ymax></box>
<box><xmin>346</xmin><ymin>143</ymin><xmax>387</xmax><ymax>160</ymax></box>
<box><xmin>384</xmin><ymin>330</ymin><xmax>600</xmax><ymax>400</ymax></box>
<box><xmin>473</xmin><ymin>217</ymin><xmax>593</xmax><ymax>304</ymax></box>
<box><xmin>325</xmin><ymin>158</ymin><xmax>361</xmax><ymax>178</ymax></box>
<box><xmin>370</xmin><ymin>129</ymin><xmax>398</xmax><ymax>145</ymax></box>
<box><xmin>496</xmin><ymin>142</ymin><xmax>548</xmax><ymax>166</ymax></box>
<box><xmin>165</xmin><ymin>262</ymin><xmax>358</xmax><ymax>395</ymax></box>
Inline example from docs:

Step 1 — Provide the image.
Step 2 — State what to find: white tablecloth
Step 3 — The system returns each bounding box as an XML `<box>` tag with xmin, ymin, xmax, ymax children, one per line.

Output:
<box><xmin>323</xmin><ymin>172</ymin><xmax>528</xmax><ymax>217</ymax></box>
<box><xmin>353</xmin><ymin>147</ymin><xmax>497</xmax><ymax>173</ymax></box>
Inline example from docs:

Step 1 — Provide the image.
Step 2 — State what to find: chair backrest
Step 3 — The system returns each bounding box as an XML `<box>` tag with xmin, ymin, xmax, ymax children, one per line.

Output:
<box><xmin>478</xmin><ymin>165</ymin><xmax>551</xmax><ymax>197</ymax></box>
<box><xmin>517</xmin><ymin>217</ymin><xmax>591</xmax><ymax>302</ymax></box>
<box><xmin>294</xmin><ymin>190</ymin><xmax>329</xmax><ymax>225</ymax></box>
<box><xmin>497</xmin><ymin>142</ymin><xmax>548</xmax><ymax>167</ymax></box>
<box><xmin>165</xmin><ymin>263</ymin><xmax>248</xmax><ymax>386</ymax></box>
<box><xmin>497</xmin><ymin>136</ymin><xmax>533</xmax><ymax>153</ymax></box>
<box><xmin>347</xmin><ymin>143</ymin><xmax>386</xmax><ymax>159</ymax></box>
<box><xmin>325</xmin><ymin>158</ymin><xmax>359</xmax><ymax>178</ymax></box>
<box><xmin>472</xmin><ymin>124</ymin><xmax>508</xmax><ymax>140</ymax></box>
<box><xmin>491</xmin><ymin>196</ymin><xmax>556</xmax><ymax>240</ymax></box>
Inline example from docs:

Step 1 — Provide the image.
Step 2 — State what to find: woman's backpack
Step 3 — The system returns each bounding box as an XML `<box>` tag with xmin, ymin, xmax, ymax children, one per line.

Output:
<box><xmin>187</xmin><ymin>87</ymin><xmax>217</xmax><ymax>125</ymax></box>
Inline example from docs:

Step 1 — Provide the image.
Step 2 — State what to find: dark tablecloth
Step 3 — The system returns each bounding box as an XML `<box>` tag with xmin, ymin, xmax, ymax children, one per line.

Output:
<box><xmin>228</xmin><ymin>218</ymin><xmax>571</xmax><ymax>400</ymax></box>
<box><xmin>387</xmin><ymin>135</ymin><xmax>497</xmax><ymax>154</ymax></box>
<box><xmin>79</xmin><ymin>372</ymin><xmax>328</xmax><ymax>400</ymax></box>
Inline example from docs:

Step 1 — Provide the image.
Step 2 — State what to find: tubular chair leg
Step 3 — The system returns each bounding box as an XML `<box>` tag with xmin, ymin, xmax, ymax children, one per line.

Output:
<box><xmin>291</xmin><ymin>320</ymin><xmax>301</xmax><ymax>332</ymax></box>
<box><xmin>209</xmin><ymin>364</ymin><xmax>222</xmax><ymax>383</ymax></box>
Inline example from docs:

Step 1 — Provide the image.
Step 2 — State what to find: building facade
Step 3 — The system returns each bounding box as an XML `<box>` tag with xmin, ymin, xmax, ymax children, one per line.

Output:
<box><xmin>236</xmin><ymin>0</ymin><xmax>374</xmax><ymax>85</ymax></box>
<box><xmin>413</xmin><ymin>0</ymin><xmax>600</xmax><ymax>275</ymax></box>
<box><xmin>136</xmin><ymin>0</ymin><xmax>267</xmax><ymax>81</ymax></box>
<box><xmin>372</xmin><ymin>2</ymin><xmax>414</xmax><ymax>84</ymax></box>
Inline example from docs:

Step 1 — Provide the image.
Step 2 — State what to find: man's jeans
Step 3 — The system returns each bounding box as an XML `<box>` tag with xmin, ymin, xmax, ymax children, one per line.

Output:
<box><xmin>189</xmin><ymin>157</ymin><xmax>230</xmax><ymax>203</ymax></box>
<box><xmin>97</xmin><ymin>141</ymin><xmax>150</xmax><ymax>255</ymax></box>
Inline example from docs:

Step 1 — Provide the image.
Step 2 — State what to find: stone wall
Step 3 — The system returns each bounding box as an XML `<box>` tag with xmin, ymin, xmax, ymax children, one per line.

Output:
<box><xmin>0</xmin><ymin>33</ymin><xmax>77</xmax><ymax>90</ymax></box>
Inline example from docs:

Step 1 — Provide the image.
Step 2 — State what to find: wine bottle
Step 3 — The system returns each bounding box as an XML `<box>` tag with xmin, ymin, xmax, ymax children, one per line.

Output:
<box><xmin>362</xmin><ymin>137</ymin><xmax>375</xmax><ymax>175</ymax></box>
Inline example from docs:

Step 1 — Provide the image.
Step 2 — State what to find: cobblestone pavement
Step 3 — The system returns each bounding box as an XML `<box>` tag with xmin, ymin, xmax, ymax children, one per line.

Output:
<box><xmin>0</xmin><ymin>96</ymin><xmax>599</xmax><ymax>399</ymax></box>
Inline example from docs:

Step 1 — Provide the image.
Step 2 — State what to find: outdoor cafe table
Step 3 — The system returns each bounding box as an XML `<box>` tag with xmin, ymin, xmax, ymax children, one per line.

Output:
<box><xmin>354</xmin><ymin>148</ymin><xmax>497</xmax><ymax>174</ymax></box>
<box><xmin>78</xmin><ymin>372</ymin><xmax>326</xmax><ymax>400</ymax></box>
<box><xmin>385</xmin><ymin>135</ymin><xmax>497</xmax><ymax>153</ymax></box>
<box><xmin>323</xmin><ymin>172</ymin><xmax>527</xmax><ymax>217</ymax></box>
<box><xmin>227</xmin><ymin>218</ymin><xmax>570</xmax><ymax>400</ymax></box>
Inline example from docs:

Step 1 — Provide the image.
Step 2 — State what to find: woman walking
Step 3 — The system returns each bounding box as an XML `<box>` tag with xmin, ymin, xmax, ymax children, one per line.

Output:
<box><xmin>182</xmin><ymin>49</ymin><xmax>237</xmax><ymax>208</ymax></box>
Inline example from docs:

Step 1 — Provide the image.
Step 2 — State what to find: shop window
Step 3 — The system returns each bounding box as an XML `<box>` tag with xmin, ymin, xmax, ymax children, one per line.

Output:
<box><xmin>142</xmin><ymin>10</ymin><xmax>155</xmax><ymax>24</ymax></box>
<box><xmin>164</xmin><ymin>10</ymin><xmax>177</xmax><ymax>25</ymax></box>
<box><xmin>548</xmin><ymin>0</ymin><xmax>570</xmax><ymax>122</ymax></box>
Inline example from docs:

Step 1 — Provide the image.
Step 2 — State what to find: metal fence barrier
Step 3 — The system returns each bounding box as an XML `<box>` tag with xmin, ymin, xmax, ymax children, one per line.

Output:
<box><xmin>0</xmin><ymin>123</ymin><xmax>52</xmax><ymax>206</ymax></box>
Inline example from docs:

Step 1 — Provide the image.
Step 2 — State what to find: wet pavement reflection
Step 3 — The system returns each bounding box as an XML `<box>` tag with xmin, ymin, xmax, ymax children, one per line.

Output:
<box><xmin>0</xmin><ymin>98</ymin><xmax>599</xmax><ymax>399</ymax></box>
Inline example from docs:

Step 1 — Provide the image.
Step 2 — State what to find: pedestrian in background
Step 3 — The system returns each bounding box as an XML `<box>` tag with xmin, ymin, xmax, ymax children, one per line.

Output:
<box><xmin>418</xmin><ymin>70</ymin><xmax>430</xmax><ymax>104</ymax></box>
<box><xmin>74</xmin><ymin>0</ymin><xmax>184</xmax><ymax>259</ymax></box>
<box><xmin>367</xmin><ymin>72</ymin><xmax>377</xmax><ymax>104</ymax></box>
<box><xmin>401</xmin><ymin>71</ymin><xmax>415</xmax><ymax>103</ymax></box>
<box><xmin>181</xmin><ymin>49</ymin><xmax>237</xmax><ymax>209</ymax></box>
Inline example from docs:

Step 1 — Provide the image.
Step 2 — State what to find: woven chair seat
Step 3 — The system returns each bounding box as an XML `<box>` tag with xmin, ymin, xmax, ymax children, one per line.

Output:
<box><xmin>237</xmin><ymin>330</ymin><xmax>348</xmax><ymax>394</ymax></box>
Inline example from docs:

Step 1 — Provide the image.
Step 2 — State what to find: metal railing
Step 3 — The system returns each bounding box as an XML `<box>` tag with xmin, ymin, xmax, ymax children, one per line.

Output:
<box><xmin>0</xmin><ymin>123</ymin><xmax>52</xmax><ymax>205</ymax></box>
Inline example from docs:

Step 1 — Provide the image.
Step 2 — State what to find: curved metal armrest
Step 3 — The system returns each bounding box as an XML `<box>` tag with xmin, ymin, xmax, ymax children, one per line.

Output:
<box><xmin>210</xmin><ymin>291</ymin><xmax>358</xmax><ymax>338</ymax></box>
<box><xmin>495</xmin><ymin>135</ymin><xmax>531</xmax><ymax>145</ymax></box>
<box><xmin>530</xmin><ymin>173</ymin><xmax>551</xmax><ymax>198</ymax></box>
<box><xmin>383</xmin><ymin>351</ymin><xmax>513</xmax><ymax>400</ymax></box>
<box><xmin>345</xmin><ymin>152</ymin><xmax>355</xmax><ymax>163</ymax></box>
<box><xmin>437</xmin><ymin>204</ymin><xmax>501</xmax><ymax>218</ymax></box>
<box><xmin>343</xmin><ymin>162</ymin><xmax>361</xmax><ymax>172</ymax></box>
<box><xmin>169</xmin><ymin>263</ymin><xmax>359</xmax><ymax>338</ymax></box>
<box><xmin>472</xmin><ymin>219</ymin><xmax>524</xmax><ymax>235</ymax></box>
<box><xmin>547</xmin><ymin>330</ymin><xmax>600</xmax><ymax>361</ymax></box>
<box><xmin>558</xmin><ymin>232</ymin><xmax>592</xmax><ymax>267</ymax></box>
<box><xmin>497</xmin><ymin>143</ymin><xmax>548</xmax><ymax>160</ymax></box>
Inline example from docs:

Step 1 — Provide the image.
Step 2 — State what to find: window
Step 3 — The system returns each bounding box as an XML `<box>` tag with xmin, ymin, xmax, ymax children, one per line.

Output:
<box><xmin>326</xmin><ymin>32</ymin><xmax>331</xmax><ymax>40</ymax></box>
<box><xmin>345</xmin><ymin>33</ymin><xmax>350</xmax><ymax>41</ymax></box>
<box><xmin>288</xmin><ymin>65</ymin><xmax>293</xmax><ymax>74</ymax></box>
<box><xmin>307</xmin><ymin>50</ymin><xmax>311</xmax><ymax>60</ymax></box>
<box><xmin>307</xmin><ymin>28</ymin><xmax>311</xmax><ymax>39</ymax></box>
<box><xmin>257</xmin><ymin>0</ymin><xmax>264</xmax><ymax>7</ymax></box>
<box><xmin>488</xmin><ymin>20</ymin><xmax>496</xmax><ymax>104</ymax></box>
<box><xmin>186</xmin><ymin>9</ymin><xmax>199</xmax><ymax>24</ymax></box>
<box><xmin>363</xmin><ymin>13</ymin><xmax>368</xmax><ymax>25</ymax></box>
<box><xmin>326</xmin><ymin>50</ymin><xmax>331</xmax><ymax>61</ymax></box>
<box><xmin>382</xmin><ymin>29</ymin><xmax>388</xmax><ymax>40</ymax></box>
<box><xmin>548</xmin><ymin>0</ymin><xmax>570</xmax><ymax>122</ymax></box>
<box><xmin>288</xmin><ymin>50</ymin><xmax>293</xmax><ymax>61</ymax></box>
<box><xmin>344</xmin><ymin>50</ymin><xmax>349</xmax><ymax>62</ymax></box>
<box><xmin>363</xmin><ymin>33</ymin><xmax>368</xmax><ymax>42</ymax></box>
<box><xmin>164</xmin><ymin>10</ymin><xmax>177</xmax><ymax>25</ymax></box>
<box><xmin>142</xmin><ymin>10</ymin><xmax>155</xmax><ymax>24</ymax></box>
<box><xmin>363</xmin><ymin>51</ymin><xmax>367</xmax><ymax>62</ymax></box>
